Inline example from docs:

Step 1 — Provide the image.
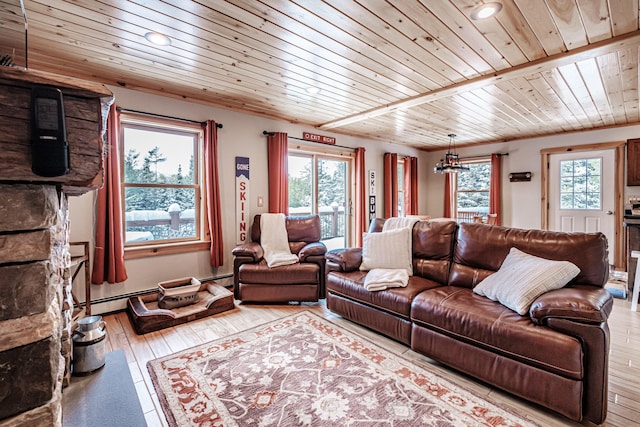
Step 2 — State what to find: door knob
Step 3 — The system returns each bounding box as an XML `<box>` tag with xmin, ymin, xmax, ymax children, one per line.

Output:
<box><xmin>606</xmin><ymin>210</ymin><xmax>614</xmax><ymax>215</ymax></box>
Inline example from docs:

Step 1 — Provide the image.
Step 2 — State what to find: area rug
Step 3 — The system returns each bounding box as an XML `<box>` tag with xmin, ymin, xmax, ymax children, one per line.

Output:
<box><xmin>148</xmin><ymin>311</ymin><xmax>541</xmax><ymax>426</ymax></box>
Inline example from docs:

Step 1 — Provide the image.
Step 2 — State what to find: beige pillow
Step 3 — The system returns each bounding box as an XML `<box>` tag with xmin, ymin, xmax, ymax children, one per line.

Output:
<box><xmin>360</xmin><ymin>228</ymin><xmax>413</xmax><ymax>275</ymax></box>
<box><xmin>473</xmin><ymin>247</ymin><xmax>580</xmax><ymax>315</ymax></box>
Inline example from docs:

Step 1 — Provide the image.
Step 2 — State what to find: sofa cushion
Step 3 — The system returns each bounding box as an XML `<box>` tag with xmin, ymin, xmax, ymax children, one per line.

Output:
<box><xmin>238</xmin><ymin>260</ymin><xmax>318</xmax><ymax>284</ymax></box>
<box><xmin>251</xmin><ymin>214</ymin><xmax>321</xmax><ymax>243</ymax></box>
<box><xmin>326</xmin><ymin>271</ymin><xmax>441</xmax><ymax>318</ymax></box>
<box><xmin>449</xmin><ymin>223</ymin><xmax>608</xmax><ymax>290</ymax></box>
<box><xmin>411</xmin><ymin>287</ymin><xmax>584</xmax><ymax>380</ymax></box>
<box><xmin>360</xmin><ymin>227</ymin><xmax>413</xmax><ymax>274</ymax></box>
<box><xmin>412</xmin><ymin>220</ymin><xmax>457</xmax><ymax>284</ymax></box>
<box><xmin>473</xmin><ymin>247</ymin><xmax>580</xmax><ymax>315</ymax></box>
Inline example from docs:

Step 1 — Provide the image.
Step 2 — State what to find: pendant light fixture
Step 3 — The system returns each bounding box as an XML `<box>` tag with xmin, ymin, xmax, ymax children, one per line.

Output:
<box><xmin>434</xmin><ymin>134</ymin><xmax>469</xmax><ymax>174</ymax></box>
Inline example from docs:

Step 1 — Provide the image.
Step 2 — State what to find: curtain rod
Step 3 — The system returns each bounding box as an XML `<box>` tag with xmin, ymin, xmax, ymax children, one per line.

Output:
<box><xmin>385</xmin><ymin>152</ymin><xmax>415</xmax><ymax>160</ymax></box>
<box><xmin>263</xmin><ymin>130</ymin><xmax>353</xmax><ymax>150</ymax></box>
<box><xmin>117</xmin><ymin>107</ymin><xmax>223</xmax><ymax>128</ymax></box>
<box><xmin>460</xmin><ymin>152</ymin><xmax>509</xmax><ymax>160</ymax></box>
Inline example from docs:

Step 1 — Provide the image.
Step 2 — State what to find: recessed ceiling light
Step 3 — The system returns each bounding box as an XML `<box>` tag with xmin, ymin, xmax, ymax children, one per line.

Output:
<box><xmin>144</xmin><ymin>31</ymin><xmax>171</xmax><ymax>46</ymax></box>
<box><xmin>470</xmin><ymin>2</ymin><xmax>503</xmax><ymax>20</ymax></box>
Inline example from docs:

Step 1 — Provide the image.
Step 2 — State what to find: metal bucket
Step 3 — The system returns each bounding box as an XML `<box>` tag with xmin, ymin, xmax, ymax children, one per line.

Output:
<box><xmin>72</xmin><ymin>315</ymin><xmax>107</xmax><ymax>375</ymax></box>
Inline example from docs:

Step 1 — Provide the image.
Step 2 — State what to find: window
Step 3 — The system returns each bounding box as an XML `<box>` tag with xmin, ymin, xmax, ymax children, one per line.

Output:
<box><xmin>559</xmin><ymin>158</ymin><xmax>601</xmax><ymax>210</ymax></box>
<box><xmin>120</xmin><ymin>113</ymin><xmax>208</xmax><ymax>257</ymax></box>
<box><xmin>455</xmin><ymin>159</ymin><xmax>491</xmax><ymax>220</ymax></box>
<box><xmin>288</xmin><ymin>147</ymin><xmax>352</xmax><ymax>250</ymax></box>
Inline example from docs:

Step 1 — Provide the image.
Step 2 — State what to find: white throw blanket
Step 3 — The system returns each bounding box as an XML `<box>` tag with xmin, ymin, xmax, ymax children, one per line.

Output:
<box><xmin>260</xmin><ymin>213</ymin><xmax>299</xmax><ymax>268</ymax></box>
<box><xmin>382</xmin><ymin>216</ymin><xmax>420</xmax><ymax>232</ymax></box>
<box><xmin>361</xmin><ymin>216</ymin><xmax>420</xmax><ymax>292</ymax></box>
<box><xmin>364</xmin><ymin>268</ymin><xmax>409</xmax><ymax>291</ymax></box>
<box><xmin>385</xmin><ymin>216</ymin><xmax>420</xmax><ymax>276</ymax></box>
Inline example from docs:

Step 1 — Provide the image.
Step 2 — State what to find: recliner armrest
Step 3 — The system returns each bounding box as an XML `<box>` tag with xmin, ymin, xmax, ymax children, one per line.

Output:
<box><xmin>299</xmin><ymin>242</ymin><xmax>327</xmax><ymax>261</ymax></box>
<box><xmin>529</xmin><ymin>285</ymin><xmax>613</xmax><ymax>325</ymax></box>
<box><xmin>325</xmin><ymin>248</ymin><xmax>362</xmax><ymax>272</ymax></box>
<box><xmin>231</xmin><ymin>242</ymin><xmax>264</xmax><ymax>262</ymax></box>
<box><xmin>530</xmin><ymin>285</ymin><xmax>613</xmax><ymax>425</ymax></box>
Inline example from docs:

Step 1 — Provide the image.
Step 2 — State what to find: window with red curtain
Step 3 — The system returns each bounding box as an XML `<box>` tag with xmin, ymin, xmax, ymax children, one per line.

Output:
<box><xmin>112</xmin><ymin>112</ymin><xmax>216</xmax><ymax>261</ymax></box>
<box><xmin>385</xmin><ymin>153</ymin><xmax>418</xmax><ymax>217</ymax></box>
<box><xmin>404</xmin><ymin>156</ymin><xmax>418</xmax><ymax>215</ymax></box>
<box><xmin>445</xmin><ymin>155</ymin><xmax>501</xmax><ymax>224</ymax></box>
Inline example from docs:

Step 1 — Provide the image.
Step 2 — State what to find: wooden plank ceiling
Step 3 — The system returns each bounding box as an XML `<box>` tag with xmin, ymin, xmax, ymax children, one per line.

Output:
<box><xmin>0</xmin><ymin>0</ymin><xmax>639</xmax><ymax>150</ymax></box>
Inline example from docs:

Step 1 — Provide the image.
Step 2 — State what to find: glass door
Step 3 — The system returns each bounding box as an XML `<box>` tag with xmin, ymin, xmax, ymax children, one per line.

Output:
<box><xmin>288</xmin><ymin>153</ymin><xmax>350</xmax><ymax>250</ymax></box>
<box><xmin>317</xmin><ymin>157</ymin><xmax>348</xmax><ymax>250</ymax></box>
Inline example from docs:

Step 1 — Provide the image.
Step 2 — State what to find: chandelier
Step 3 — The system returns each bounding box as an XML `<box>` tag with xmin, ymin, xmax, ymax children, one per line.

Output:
<box><xmin>434</xmin><ymin>134</ymin><xmax>469</xmax><ymax>173</ymax></box>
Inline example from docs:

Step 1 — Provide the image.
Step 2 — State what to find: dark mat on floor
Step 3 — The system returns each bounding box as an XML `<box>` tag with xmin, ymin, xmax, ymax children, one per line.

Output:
<box><xmin>62</xmin><ymin>349</ymin><xmax>147</xmax><ymax>427</ymax></box>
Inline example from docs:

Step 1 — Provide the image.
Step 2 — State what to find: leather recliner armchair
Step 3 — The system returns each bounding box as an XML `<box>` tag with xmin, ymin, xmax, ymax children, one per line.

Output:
<box><xmin>232</xmin><ymin>214</ymin><xmax>327</xmax><ymax>302</ymax></box>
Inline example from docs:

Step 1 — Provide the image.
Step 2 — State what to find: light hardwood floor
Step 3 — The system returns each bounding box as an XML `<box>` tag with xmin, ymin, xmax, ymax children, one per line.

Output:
<box><xmin>100</xmin><ymin>297</ymin><xmax>640</xmax><ymax>427</ymax></box>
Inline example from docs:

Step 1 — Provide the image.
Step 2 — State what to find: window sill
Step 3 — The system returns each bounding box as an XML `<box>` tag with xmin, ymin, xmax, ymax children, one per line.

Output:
<box><xmin>124</xmin><ymin>240</ymin><xmax>211</xmax><ymax>260</ymax></box>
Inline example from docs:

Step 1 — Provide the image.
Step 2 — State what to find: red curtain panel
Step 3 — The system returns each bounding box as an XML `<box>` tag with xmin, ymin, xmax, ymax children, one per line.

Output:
<box><xmin>92</xmin><ymin>104</ymin><xmax>128</xmax><ymax>284</ymax></box>
<box><xmin>490</xmin><ymin>153</ymin><xmax>502</xmax><ymax>225</ymax></box>
<box><xmin>203</xmin><ymin>120</ymin><xmax>224</xmax><ymax>267</ymax></box>
<box><xmin>383</xmin><ymin>153</ymin><xmax>398</xmax><ymax>217</ymax></box>
<box><xmin>267</xmin><ymin>132</ymin><xmax>289</xmax><ymax>214</ymax></box>
<box><xmin>355</xmin><ymin>147</ymin><xmax>367</xmax><ymax>246</ymax></box>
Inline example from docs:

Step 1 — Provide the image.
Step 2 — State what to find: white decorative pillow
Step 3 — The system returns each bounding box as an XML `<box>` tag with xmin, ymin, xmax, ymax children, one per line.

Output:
<box><xmin>359</xmin><ymin>228</ymin><xmax>413</xmax><ymax>275</ymax></box>
<box><xmin>473</xmin><ymin>247</ymin><xmax>580</xmax><ymax>315</ymax></box>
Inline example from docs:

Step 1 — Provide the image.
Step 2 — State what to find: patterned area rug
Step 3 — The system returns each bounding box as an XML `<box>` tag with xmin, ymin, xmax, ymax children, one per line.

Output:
<box><xmin>148</xmin><ymin>311</ymin><xmax>540</xmax><ymax>426</ymax></box>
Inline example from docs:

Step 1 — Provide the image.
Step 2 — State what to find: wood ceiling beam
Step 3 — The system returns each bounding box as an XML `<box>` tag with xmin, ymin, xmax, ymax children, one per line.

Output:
<box><xmin>318</xmin><ymin>30</ymin><xmax>640</xmax><ymax>130</ymax></box>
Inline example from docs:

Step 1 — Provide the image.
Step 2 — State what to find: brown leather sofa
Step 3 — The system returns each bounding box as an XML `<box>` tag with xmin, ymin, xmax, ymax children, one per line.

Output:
<box><xmin>325</xmin><ymin>219</ymin><xmax>613</xmax><ymax>424</ymax></box>
<box><xmin>233</xmin><ymin>214</ymin><xmax>327</xmax><ymax>302</ymax></box>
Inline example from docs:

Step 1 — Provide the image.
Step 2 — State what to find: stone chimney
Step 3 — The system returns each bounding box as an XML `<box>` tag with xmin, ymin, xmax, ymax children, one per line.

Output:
<box><xmin>0</xmin><ymin>67</ymin><xmax>112</xmax><ymax>426</ymax></box>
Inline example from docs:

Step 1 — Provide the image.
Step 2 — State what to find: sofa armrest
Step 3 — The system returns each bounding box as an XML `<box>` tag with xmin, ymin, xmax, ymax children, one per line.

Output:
<box><xmin>532</xmin><ymin>286</ymin><xmax>613</xmax><ymax>425</ymax></box>
<box><xmin>231</xmin><ymin>242</ymin><xmax>263</xmax><ymax>262</ymax></box>
<box><xmin>325</xmin><ymin>248</ymin><xmax>362</xmax><ymax>272</ymax></box>
<box><xmin>530</xmin><ymin>285</ymin><xmax>613</xmax><ymax>424</ymax></box>
<box><xmin>299</xmin><ymin>242</ymin><xmax>327</xmax><ymax>262</ymax></box>
<box><xmin>529</xmin><ymin>285</ymin><xmax>614</xmax><ymax>326</ymax></box>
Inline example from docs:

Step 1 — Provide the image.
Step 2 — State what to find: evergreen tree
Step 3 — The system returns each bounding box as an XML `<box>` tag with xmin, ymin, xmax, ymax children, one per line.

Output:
<box><xmin>124</xmin><ymin>148</ymin><xmax>141</xmax><ymax>182</ymax></box>
<box><xmin>288</xmin><ymin>162</ymin><xmax>312</xmax><ymax>209</ymax></box>
<box><xmin>187</xmin><ymin>155</ymin><xmax>194</xmax><ymax>183</ymax></box>
<box><xmin>457</xmin><ymin>163</ymin><xmax>491</xmax><ymax>209</ymax></box>
<box><xmin>173</xmin><ymin>164</ymin><xmax>194</xmax><ymax>210</ymax></box>
<box><xmin>146</xmin><ymin>146</ymin><xmax>167</xmax><ymax>183</ymax></box>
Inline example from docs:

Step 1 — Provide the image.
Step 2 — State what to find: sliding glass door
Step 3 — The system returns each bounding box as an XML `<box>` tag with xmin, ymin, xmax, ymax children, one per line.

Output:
<box><xmin>288</xmin><ymin>152</ymin><xmax>350</xmax><ymax>250</ymax></box>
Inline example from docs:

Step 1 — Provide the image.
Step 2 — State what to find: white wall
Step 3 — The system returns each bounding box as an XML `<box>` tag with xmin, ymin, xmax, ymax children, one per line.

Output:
<box><xmin>69</xmin><ymin>86</ymin><xmax>425</xmax><ymax>311</ymax></box>
<box><xmin>424</xmin><ymin>125</ymin><xmax>640</xmax><ymax>229</ymax></box>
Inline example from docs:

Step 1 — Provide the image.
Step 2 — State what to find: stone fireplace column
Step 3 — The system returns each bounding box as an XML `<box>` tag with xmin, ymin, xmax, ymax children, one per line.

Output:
<box><xmin>0</xmin><ymin>68</ymin><xmax>112</xmax><ymax>427</ymax></box>
<box><xmin>0</xmin><ymin>184</ymin><xmax>68</xmax><ymax>425</ymax></box>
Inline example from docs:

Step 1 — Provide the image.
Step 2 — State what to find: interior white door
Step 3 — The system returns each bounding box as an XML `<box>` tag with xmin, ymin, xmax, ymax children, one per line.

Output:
<box><xmin>548</xmin><ymin>149</ymin><xmax>615</xmax><ymax>265</ymax></box>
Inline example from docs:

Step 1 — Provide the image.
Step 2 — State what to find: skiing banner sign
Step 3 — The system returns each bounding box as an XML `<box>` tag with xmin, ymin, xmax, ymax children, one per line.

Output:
<box><xmin>236</xmin><ymin>157</ymin><xmax>250</xmax><ymax>244</ymax></box>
